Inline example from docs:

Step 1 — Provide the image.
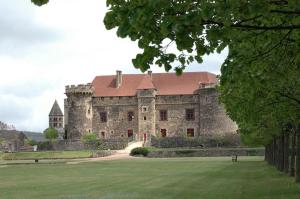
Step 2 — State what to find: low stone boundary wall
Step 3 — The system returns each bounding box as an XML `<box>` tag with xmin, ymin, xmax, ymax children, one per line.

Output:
<box><xmin>147</xmin><ymin>148</ymin><xmax>265</xmax><ymax>158</ymax></box>
<box><xmin>37</xmin><ymin>139</ymin><xmax>128</xmax><ymax>151</ymax></box>
<box><xmin>151</xmin><ymin>135</ymin><xmax>241</xmax><ymax>148</ymax></box>
<box><xmin>95</xmin><ymin>150</ymin><xmax>116</xmax><ymax>157</ymax></box>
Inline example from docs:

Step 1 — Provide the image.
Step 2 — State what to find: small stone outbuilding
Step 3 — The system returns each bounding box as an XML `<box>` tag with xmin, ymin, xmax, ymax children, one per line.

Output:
<box><xmin>0</xmin><ymin>130</ymin><xmax>27</xmax><ymax>152</ymax></box>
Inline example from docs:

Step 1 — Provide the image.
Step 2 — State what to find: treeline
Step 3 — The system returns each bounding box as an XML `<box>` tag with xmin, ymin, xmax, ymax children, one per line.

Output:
<box><xmin>219</xmin><ymin>24</ymin><xmax>300</xmax><ymax>182</ymax></box>
<box><xmin>265</xmin><ymin>128</ymin><xmax>299</xmax><ymax>180</ymax></box>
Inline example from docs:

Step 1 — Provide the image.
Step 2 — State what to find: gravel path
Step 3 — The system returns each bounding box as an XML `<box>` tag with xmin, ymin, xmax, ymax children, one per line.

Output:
<box><xmin>66</xmin><ymin>141</ymin><xmax>144</xmax><ymax>164</ymax></box>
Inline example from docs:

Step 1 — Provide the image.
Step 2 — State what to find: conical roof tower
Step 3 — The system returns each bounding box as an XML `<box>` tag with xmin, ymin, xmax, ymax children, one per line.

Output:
<box><xmin>49</xmin><ymin>100</ymin><xmax>63</xmax><ymax>116</ymax></box>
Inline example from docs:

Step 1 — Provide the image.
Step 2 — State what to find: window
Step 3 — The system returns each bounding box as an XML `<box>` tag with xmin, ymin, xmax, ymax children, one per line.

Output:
<box><xmin>100</xmin><ymin>112</ymin><xmax>107</xmax><ymax>122</ymax></box>
<box><xmin>128</xmin><ymin>129</ymin><xmax>133</xmax><ymax>138</ymax></box>
<box><xmin>160</xmin><ymin>110</ymin><xmax>168</xmax><ymax>121</ymax></box>
<box><xmin>142</xmin><ymin>106</ymin><xmax>148</xmax><ymax>112</ymax></box>
<box><xmin>144</xmin><ymin>116</ymin><xmax>147</xmax><ymax>120</ymax></box>
<box><xmin>87</xmin><ymin>109</ymin><xmax>91</xmax><ymax>114</ymax></box>
<box><xmin>101</xmin><ymin>131</ymin><xmax>105</xmax><ymax>138</ymax></box>
<box><xmin>187</xmin><ymin>128</ymin><xmax>195</xmax><ymax>137</ymax></box>
<box><xmin>160</xmin><ymin>129</ymin><xmax>167</xmax><ymax>137</ymax></box>
<box><xmin>186</xmin><ymin>109</ymin><xmax>195</xmax><ymax>121</ymax></box>
<box><xmin>128</xmin><ymin>111</ymin><xmax>134</xmax><ymax>121</ymax></box>
<box><xmin>54</xmin><ymin>118</ymin><xmax>58</xmax><ymax>121</ymax></box>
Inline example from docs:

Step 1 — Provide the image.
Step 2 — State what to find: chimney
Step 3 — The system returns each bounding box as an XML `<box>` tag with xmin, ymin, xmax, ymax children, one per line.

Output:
<box><xmin>116</xmin><ymin>70</ymin><xmax>122</xmax><ymax>88</ymax></box>
<box><xmin>147</xmin><ymin>70</ymin><xmax>152</xmax><ymax>79</ymax></box>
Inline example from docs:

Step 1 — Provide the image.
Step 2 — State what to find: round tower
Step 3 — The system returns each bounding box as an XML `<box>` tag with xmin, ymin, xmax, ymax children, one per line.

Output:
<box><xmin>65</xmin><ymin>83</ymin><xmax>94</xmax><ymax>140</ymax></box>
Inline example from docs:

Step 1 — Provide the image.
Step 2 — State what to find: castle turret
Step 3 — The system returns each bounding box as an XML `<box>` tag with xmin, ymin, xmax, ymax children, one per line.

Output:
<box><xmin>198</xmin><ymin>83</ymin><xmax>237</xmax><ymax>137</ymax></box>
<box><xmin>64</xmin><ymin>83</ymin><xmax>94</xmax><ymax>140</ymax></box>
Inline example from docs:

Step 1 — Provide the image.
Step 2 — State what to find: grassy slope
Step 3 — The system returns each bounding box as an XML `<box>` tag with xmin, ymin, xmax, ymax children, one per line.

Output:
<box><xmin>1</xmin><ymin>151</ymin><xmax>94</xmax><ymax>160</ymax></box>
<box><xmin>0</xmin><ymin>157</ymin><xmax>299</xmax><ymax>199</ymax></box>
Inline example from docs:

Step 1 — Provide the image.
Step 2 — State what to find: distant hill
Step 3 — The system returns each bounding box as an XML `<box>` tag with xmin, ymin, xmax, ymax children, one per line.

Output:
<box><xmin>0</xmin><ymin>121</ymin><xmax>16</xmax><ymax>130</ymax></box>
<box><xmin>22</xmin><ymin>131</ymin><xmax>47</xmax><ymax>142</ymax></box>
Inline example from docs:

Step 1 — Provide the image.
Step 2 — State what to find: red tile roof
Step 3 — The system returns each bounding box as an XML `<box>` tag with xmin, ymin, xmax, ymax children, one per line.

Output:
<box><xmin>92</xmin><ymin>72</ymin><xmax>217</xmax><ymax>97</ymax></box>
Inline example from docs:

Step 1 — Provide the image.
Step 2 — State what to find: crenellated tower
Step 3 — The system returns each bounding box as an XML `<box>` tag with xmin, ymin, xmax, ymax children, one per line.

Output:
<box><xmin>64</xmin><ymin>83</ymin><xmax>94</xmax><ymax>140</ymax></box>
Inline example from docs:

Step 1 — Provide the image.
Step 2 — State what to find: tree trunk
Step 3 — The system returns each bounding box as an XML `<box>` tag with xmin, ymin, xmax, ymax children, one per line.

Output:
<box><xmin>278</xmin><ymin>135</ymin><xmax>284</xmax><ymax>172</ymax></box>
<box><xmin>274</xmin><ymin>138</ymin><xmax>278</xmax><ymax>168</ymax></box>
<box><xmin>265</xmin><ymin>144</ymin><xmax>269</xmax><ymax>163</ymax></box>
<box><xmin>283</xmin><ymin>131</ymin><xmax>290</xmax><ymax>174</ymax></box>
<box><xmin>272</xmin><ymin>138</ymin><xmax>276</xmax><ymax>166</ymax></box>
<box><xmin>290</xmin><ymin>132</ymin><xmax>296</xmax><ymax>177</ymax></box>
<box><xmin>296</xmin><ymin>128</ymin><xmax>300</xmax><ymax>182</ymax></box>
<box><xmin>270</xmin><ymin>142</ymin><xmax>274</xmax><ymax>165</ymax></box>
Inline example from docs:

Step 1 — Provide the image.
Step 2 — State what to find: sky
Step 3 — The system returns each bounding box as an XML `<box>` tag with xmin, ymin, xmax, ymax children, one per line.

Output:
<box><xmin>0</xmin><ymin>0</ymin><xmax>228</xmax><ymax>132</ymax></box>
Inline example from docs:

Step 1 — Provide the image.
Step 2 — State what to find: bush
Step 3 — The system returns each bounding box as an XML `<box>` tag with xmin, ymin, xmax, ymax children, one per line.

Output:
<box><xmin>81</xmin><ymin>133</ymin><xmax>97</xmax><ymax>143</ymax></box>
<box><xmin>26</xmin><ymin>139</ymin><xmax>38</xmax><ymax>146</ymax></box>
<box><xmin>130</xmin><ymin>147</ymin><xmax>149</xmax><ymax>157</ymax></box>
<box><xmin>37</xmin><ymin>141</ymin><xmax>53</xmax><ymax>150</ymax></box>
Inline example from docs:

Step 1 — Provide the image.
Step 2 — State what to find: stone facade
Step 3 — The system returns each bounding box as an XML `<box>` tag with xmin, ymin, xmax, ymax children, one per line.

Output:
<box><xmin>64</xmin><ymin>71</ymin><xmax>238</xmax><ymax>145</ymax></box>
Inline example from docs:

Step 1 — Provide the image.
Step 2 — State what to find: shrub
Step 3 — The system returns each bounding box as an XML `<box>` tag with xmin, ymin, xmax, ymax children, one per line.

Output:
<box><xmin>26</xmin><ymin>139</ymin><xmax>38</xmax><ymax>146</ymax></box>
<box><xmin>81</xmin><ymin>133</ymin><xmax>97</xmax><ymax>143</ymax></box>
<box><xmin>37</xmin><ymin>141</ymin><xmax>52</xmax><ymax>150</ymax></box>
<box><xmin>130</xmin><ymin>147</ymin><xmax>149</xmax><ymax>157</ymax></box>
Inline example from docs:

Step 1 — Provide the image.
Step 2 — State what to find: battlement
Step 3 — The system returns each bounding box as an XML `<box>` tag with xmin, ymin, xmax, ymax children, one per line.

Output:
<box><xmin>65</xmin><ymin>83</ymin><xmax>94</xmax><ymax>96</ymax></box>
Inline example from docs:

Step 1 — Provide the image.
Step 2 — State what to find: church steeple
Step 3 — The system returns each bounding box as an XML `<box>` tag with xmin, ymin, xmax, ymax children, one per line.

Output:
<box><xmin>49</xmin><ymin>100</ymin><xmax>64</xmax><ymax>129</ymax></box>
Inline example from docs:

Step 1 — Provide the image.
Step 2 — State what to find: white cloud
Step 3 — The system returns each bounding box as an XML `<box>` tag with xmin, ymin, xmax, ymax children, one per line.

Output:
<box><xmin>0</xmin><ymin>0</ymin><xmax>227</xmax><ymax>131</ymax></box>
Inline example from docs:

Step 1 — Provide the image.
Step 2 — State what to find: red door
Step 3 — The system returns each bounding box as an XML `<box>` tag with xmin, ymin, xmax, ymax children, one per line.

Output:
<box><xmin>128</xmin><ymin>130</ymin><xmax>133</xmax><ymax>138</ymax></box>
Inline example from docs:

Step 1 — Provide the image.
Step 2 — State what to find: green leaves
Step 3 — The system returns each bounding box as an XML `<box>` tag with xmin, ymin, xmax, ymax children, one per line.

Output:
<box><xmin>31</xmin><ymin>0</ymin><xmax>49</xmax><ymax>6</ymax></box>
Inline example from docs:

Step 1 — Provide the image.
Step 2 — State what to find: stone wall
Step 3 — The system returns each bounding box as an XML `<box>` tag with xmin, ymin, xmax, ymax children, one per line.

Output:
<box><xmin>147</xmin><ymin>148</ymin><xmax>265</xmax><ymax>158</ymax></box>
<box><xmin>151</xmin><ymin>135</ymin><xmax>240</xmax><ymax>148</ymax></box>
<box><xmin>155</xmin><ymin>95</ymin><xmax>199</xmax><ymax>137</ymax></box>
<box><xmin>199</xmin><ymin>88</ymin><xmax>238</xmax><ymax>137</ymax></box>
<box><xmin>92</xmin><ymin>96</ymin><xmax>139</xmax><ymax>139</ymax></box>
<box><xmin>37</xmin><ymin>139</ymin><xmax>128</xmax><ymax>151</ymax></box>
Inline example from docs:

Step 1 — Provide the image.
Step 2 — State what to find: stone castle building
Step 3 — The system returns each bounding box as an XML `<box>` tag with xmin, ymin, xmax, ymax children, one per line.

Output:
<box><xmin>64</xmin><ymin>71</ymin><xmax>237</xmax><ymax>143</ymax></box>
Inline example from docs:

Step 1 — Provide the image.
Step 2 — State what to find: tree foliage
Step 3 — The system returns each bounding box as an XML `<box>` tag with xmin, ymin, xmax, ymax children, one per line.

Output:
<box><xmin>44</xmin><ymin>128</ymin><xmax>58</xmax><ymax>141</ymax></box>
<box><xmin>31</xmin><ymin>0</ymin><xmax>49</xmax><ymax>6</ymax></box>
<box><xmin>81</xmin><ymin>133</ymin><xmax>97</xmax><ymax>143</ymax></box>
<box><xmin>26</xmin><ymin>139</ymin><xmax>38</xmax><ymax>146</ymax></box>
<box><xmin>104</xmin><ymin>0</ymin><xmax>300</xmax><ymax>73</ymax></box>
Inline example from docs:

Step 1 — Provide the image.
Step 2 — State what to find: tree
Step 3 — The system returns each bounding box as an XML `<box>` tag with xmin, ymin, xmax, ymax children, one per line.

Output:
<box><xmin>44</xmin><ymin>128</ymin><xmax>58</xmax><ymax>142</ymax></box>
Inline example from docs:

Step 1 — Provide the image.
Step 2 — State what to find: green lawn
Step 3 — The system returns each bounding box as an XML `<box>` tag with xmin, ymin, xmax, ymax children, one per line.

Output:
<box><xmin>0</xmin><ymin>157</ymin><xmax>299</xmax><ymax>199</ymax></box>
<box><xmin>1</xmin><ymin>150</ymin><xmax>94</xmax><ymax>160</ymax></box>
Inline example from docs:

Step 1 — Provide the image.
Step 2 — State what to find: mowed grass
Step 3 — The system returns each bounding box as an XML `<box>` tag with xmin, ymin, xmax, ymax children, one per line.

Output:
<box><xmin>1</xmin><ymin>150</ymin><xmax>94</xmax><ymax>160</ymax></box>
<box><xmin>0</xmin><ymin>157</ymin><xmax>299</xmax><ymax>199</ymax></box>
